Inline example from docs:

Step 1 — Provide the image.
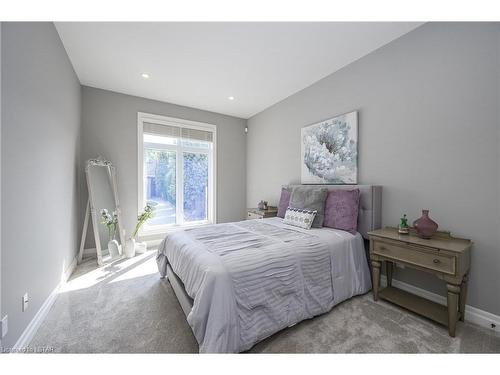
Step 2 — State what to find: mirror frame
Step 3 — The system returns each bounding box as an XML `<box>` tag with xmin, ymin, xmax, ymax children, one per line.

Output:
<box><xmin>81</xmin><ymin>158</ymin><xmax>125</xmax><ymax>266</ymax></box>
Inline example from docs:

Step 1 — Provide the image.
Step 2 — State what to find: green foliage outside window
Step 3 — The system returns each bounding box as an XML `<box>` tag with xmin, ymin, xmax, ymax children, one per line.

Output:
<box><xmin>183</xmin><ymin>153</ymin><xmax>208</xmax><ymax>221</ymax></box>
<box><xmin>146</xmin><ymin>149</ymin><xmax>176</xmax><ymax>204</ymax></box>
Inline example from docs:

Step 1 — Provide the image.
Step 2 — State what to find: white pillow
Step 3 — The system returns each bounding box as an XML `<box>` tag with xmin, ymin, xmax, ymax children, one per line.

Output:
<box><xmin>283</xmin><ymin>207</ymin><xmax>317</xmax><ymax>230</ymax></box>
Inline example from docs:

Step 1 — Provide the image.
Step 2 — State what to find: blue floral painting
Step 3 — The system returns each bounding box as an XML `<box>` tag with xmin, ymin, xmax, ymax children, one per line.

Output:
<box><xmin>301</xmin><ymin>111</ymin><xmax>358</xmax><ymax>184</ymax></box>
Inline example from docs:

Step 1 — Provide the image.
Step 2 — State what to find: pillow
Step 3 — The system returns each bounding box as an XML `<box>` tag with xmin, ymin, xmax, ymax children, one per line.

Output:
<box><xmin>289</xmin><ymin>186</ymin><xmax>328</xmax><ymax>228</ymax></box>
<box><xmin>277</xmin><ymin>187</ymin><xmax>292</xmax><ymax>218</ymax></box>
<box><xmin>323</xmin><ymin>189</ymin><xmax>360</xmax><ymax>233</ymax></box>
<box><xmin>283</xmin><ymin>207</ymin><xmax>317</xmax><ymax>230</ymax></box>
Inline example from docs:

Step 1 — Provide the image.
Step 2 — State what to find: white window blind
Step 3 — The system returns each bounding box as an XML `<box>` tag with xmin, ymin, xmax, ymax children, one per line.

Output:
<box><xmin>143</xmin><ymin>121</ymin><xmax>214</xmax><ymax>142</ymax></box>
<box><xmin>181</xmin><ymin>127</ymin><xmax>214</xmax><ymax>142</ymax></box>
<box><xmin>143</xmin><ymin>122</ymin><xmax>180</xmax><ymax>138</ymax></box>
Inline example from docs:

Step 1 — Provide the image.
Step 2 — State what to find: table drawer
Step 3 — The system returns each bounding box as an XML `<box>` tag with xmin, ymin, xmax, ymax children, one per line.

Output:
<box><xmin>373</xmin><ymin>241</ymin><xmax>456</xmax><ymax>275</ymax></box>
<box><xmin>247</xmin><ymin>212</ymin><xmax>263</xmax><ymax>220</ymax></box>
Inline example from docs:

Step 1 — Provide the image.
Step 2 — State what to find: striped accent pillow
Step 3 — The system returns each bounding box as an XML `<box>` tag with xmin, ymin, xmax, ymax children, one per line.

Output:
<box><xmin>283</xmin><ymin>207</ymin><xmax>317</xmax><ymax>230</ymax></box>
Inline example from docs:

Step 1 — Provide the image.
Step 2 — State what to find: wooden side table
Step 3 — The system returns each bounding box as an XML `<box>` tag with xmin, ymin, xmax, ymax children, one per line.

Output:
<box><xmin>247</xmin><ymin>207</ymin><xmax>278</xmax><ymax>220</ymax></box>
<box><xmin>368</xmin><ymin>227</ymin><xmax>472</xmax><ymax>337</ymax></box>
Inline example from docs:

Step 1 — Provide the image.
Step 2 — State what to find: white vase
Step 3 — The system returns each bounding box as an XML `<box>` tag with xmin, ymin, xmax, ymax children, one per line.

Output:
<box><xmin>108</xmin><ymin>240</ymin><xmax>120</xmax><ymax>259</ymax></box>
<box><xmin>124</xmin><ymin>238</ymin><xmax>136</xmax><ymax>258</ymax></box>
<box><xmin>135</xmin><ymin>241</ymin><xmax>147</xmax><ymax>254</ymax></box>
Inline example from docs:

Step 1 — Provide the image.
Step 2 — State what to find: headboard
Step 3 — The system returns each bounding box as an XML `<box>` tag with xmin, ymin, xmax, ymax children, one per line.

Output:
<box><xmin>286</xmin><ymin>184</ymin><xmax>382</xmax><ymax>239</ymax></box>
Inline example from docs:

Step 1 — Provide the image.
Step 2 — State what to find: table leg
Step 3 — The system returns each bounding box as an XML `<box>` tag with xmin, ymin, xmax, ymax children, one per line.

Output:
<box><xmin>386</xmin><ymin>261</ymin><xmax>394</xmax><ymax>287</ymax></box>
<box><xmin>371</xmin><ymin>260</ymin><xmax>381</xmax><ymax>301</ymax></box>
<box><xmin>447</xmin><ymin>283</ymin><xmax>461</xmax><ymax>337</ymax></box>
<box><xmin>459</xmin><ymin>274</ymin><xmax>469</xmax><ymax>322</ymax></box>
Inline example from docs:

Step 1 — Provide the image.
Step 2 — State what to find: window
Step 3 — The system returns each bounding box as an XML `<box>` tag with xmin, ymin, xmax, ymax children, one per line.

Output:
<box><xmin>138</xmin><ymin>113</ymin><xmax>216</xmax><ymax>234</ymax></box>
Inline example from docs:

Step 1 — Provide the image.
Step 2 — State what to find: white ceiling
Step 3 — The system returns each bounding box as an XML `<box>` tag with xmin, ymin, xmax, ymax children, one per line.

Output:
<box><xmin>55</xmin><ymin>22</ymin><xmax>423</xmax><ymax>119</ymax></box>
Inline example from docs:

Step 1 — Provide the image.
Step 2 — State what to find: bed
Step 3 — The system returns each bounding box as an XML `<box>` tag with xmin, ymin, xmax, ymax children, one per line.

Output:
<box><xmin>156</xmin><ymin>184</ymin><xmax>382</xmax><ymax>353</ymax></box>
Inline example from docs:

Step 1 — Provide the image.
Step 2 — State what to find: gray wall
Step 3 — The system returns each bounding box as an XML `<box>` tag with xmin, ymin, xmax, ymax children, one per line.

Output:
<box><xmin>81</xmin><ymin>86</ymin><xmax>247</xmax><ymax>241</ymax></box>
<box><xmin>1</xmin><ymin>23</ymin><xmax>82</xmax><ymax>347</ymax></box>
<box><xmin>247</xmin><ymin>23</ymin><xmax>500</xmax><ymax>316</ymax></box>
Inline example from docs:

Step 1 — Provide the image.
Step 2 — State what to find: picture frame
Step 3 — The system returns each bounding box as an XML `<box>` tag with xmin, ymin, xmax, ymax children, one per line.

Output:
<box><xmin>300</xmin><ymin>111</ymin><xmax>358</xmax><ymax>184</ymax></box>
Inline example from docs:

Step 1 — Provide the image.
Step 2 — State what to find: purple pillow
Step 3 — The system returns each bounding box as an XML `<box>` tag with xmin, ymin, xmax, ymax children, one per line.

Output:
<box><xmin>277</xmin><ymin>188</ymin><xmax>292</xmax><ymax>218</ymax></box>
<box><xmin>323</xmin><ymin>189</ymin><xmax>360</xmax><ymax>233</ymax></box>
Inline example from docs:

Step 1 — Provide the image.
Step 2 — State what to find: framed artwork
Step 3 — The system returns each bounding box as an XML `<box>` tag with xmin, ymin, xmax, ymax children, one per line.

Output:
<box><xmin>300</xmin><ymin>111</ymin><xmax>358</xmax><ymax>184</ymax></box>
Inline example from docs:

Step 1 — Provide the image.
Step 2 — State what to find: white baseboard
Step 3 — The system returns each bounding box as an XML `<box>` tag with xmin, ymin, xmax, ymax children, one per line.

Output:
<box><xmin>82</xmin><ymin>247</ymin><xmax>115</xmax><ymax>259</ymax></box>
<box><xmin>144</xmin><ymin>238</ymin><xmax>162</xmax><ymax>249</ymax></box>
<box><xmin>12</xmin><ymin>255</ymin><xmax>78</xmax><ymax>350</ymax></box>
<box><xmin>62</xmin><ymin>257</ymin><xmax>77</xmax><ymax>283</ymax></box>
<box><xmin>82</xmin><ymin>247</ymin><xmax>96</xmax><ymax>257</ymax></box>
<box><xmin>381</xmin><ymin>275</ymin><xmax>499</xmax><ymax>333</ymax></box>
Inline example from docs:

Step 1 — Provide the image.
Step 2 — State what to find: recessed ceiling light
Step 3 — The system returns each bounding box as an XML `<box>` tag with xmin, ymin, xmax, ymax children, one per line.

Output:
<box><xmin>228</xmin><ymin>96</ymin><xmax>235</xmax><ymax>101</ymax></box>
<box><xmin>141</xmin><ymin>73</ymin><xmax>150</xmax><ymax>79</ymax></box>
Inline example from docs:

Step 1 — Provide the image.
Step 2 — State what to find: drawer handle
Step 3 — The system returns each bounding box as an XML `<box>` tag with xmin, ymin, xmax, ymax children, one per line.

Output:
<box><xmin>433</xmin><ymin>259</ymin><xmax>440</xmax><ymax>264</ymax></box>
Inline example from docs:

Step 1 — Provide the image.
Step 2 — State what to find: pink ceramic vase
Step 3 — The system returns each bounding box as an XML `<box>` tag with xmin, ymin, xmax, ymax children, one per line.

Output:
<box><xmin>413</xmin><ymin>210</ymin><xmax>438</xmax><ymax>239</ymax></box>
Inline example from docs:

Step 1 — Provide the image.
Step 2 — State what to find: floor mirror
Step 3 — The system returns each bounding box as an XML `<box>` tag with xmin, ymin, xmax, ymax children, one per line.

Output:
<box><xmin>78</xmin><ymin>158</ymin><xmax>125</xmax><ymax>266</ymax></box>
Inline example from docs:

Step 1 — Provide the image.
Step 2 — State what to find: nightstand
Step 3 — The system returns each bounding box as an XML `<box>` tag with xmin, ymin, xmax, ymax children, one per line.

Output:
<box><xmin>368</xmin><ymin>227</ymin><xmax>472</xmax><ymax>337</ymax></box>
<box><xmin>247</xmin><ymin>207</ymin><xmax>278</xmax><ymax>220</ymax></box>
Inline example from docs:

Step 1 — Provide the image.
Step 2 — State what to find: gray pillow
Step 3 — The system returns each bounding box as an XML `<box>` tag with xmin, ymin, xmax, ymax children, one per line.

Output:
<box><xmin>289</xmin><ymin>186</ymin><xmax>328</xmax><ymax>228</ymax></box>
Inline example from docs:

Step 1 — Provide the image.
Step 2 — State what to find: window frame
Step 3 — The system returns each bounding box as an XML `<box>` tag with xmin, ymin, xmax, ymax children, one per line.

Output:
<box><xmin>137</xmin><ymin>112</ymin><xmax>217</xmax><ymax>236</ymax></box>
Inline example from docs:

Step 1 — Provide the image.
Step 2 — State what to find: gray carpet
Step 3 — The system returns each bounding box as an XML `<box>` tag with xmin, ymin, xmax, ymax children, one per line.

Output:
<box><xmin>30</xmin><ymin>251</ymin><xmax>500</xmax><ymax>353</ymax></box>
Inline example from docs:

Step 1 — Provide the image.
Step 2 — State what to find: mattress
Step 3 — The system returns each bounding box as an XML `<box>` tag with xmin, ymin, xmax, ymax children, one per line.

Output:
<box><xmin>156</xmin><ymin>217</ymin><xmax>371</xmax><ymax>353</ymax></box>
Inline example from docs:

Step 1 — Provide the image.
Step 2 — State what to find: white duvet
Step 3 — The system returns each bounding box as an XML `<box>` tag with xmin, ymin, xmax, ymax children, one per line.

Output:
<box><xmin>156</xmin><ymin>217</ymin><xmax>371</xmax><ymax>353</ymax></box>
